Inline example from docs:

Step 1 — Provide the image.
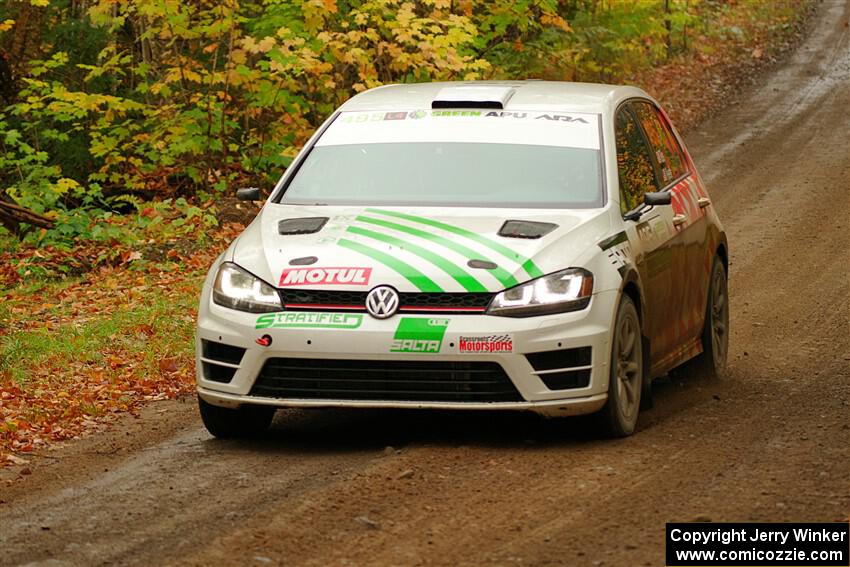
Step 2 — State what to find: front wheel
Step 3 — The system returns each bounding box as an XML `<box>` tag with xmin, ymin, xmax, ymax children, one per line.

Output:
<box><xmin>600</xmin><ymin>295</ymin><xmax>644</xmax><ymax>437</ymax></box>
<box><xmin>198</xmin><ymin>395</ymin><xmax>275</xmax><ymax>438</ymax></box>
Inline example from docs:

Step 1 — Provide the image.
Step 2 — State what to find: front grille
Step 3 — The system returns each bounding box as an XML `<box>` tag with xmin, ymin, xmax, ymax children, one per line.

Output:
<box><xmin>281</xmin><ymin>289</ymin><xmax>368</xmax><ymax>309</ymax></box>
<box><xmin>279</xmin><ymin>290</ymin><xmax>493</xmax><ymax>314</ymax></box>
<box><xmin>250</xmin><ymin>358</ymin><xmax>523</xmax><ymax>402</ymax></box>
<box><xmin>399</xmin><ymin>292</ymin><xmax>492</xmax><ymax>309</ymax></box>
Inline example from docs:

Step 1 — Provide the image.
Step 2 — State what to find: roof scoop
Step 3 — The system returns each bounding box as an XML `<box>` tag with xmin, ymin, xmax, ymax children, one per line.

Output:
<box><xmin>431</xmin><ymin>86</ymin><xmax>516</xmax><ymax>110</ymax></box>
<box><xmin>498</xmin><ymin>220</ymin><xmax>558</xmax><ymax>239</ymax></box>
<box><xmin>278</xmin><ymin>217</ymin><xmax>327</xmax><ymax>235</ymax></box>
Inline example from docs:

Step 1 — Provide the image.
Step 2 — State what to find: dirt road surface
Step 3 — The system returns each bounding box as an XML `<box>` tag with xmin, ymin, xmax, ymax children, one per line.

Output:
<box><xmin>2</xmin><ymin>2</ymin><xmax>848</xmax><ymax>565</ymax></box>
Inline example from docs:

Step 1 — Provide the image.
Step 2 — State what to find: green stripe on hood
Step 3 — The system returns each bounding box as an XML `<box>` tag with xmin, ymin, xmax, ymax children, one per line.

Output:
<box><xmin>366</xmin><ymin>208</ymin><xmax>545</xmax><ymax>279</ymax></box>
<box><xmin>346</xmin><ymin>226</ymin><xmax>488</xmax><ymax>292</ymax></box>
<box><xmin>355</xmin><ymin>215</ymin><xmax>519</xmax><ymax>289</ymax></box>
<box><xmin>337</xmin><ymin>238</ymin><xmax>443</xmax><ymax>292</ymax></box>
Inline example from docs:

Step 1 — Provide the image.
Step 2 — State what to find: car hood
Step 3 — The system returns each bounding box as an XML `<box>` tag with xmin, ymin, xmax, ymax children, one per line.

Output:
<box><xmin>230</xmin><ymin>204</ymin><xmax>612</xmax><ymax>293</ymax></box>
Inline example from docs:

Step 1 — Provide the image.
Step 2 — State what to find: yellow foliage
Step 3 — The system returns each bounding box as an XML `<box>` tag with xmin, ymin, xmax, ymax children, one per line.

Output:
<box><xmin>541</xmin><ymin>13</ymin><xmax>572</xmax><ymax>33</ymax></box>
<box><xmin>52</xmin><ymin>178</ymin><xmax>80</xmax><ymax>195</ymax></box>
<box><xmin>242</xmin><ymin>36</ymin><xmax>277</xmax><ymax>54</ymax></box>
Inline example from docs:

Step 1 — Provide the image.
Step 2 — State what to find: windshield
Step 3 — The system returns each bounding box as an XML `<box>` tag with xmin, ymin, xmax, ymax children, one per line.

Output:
<box><xmin>279</xmin><ymin>109</ymin><xmax>604</xmax><ymax>209</ymax></box>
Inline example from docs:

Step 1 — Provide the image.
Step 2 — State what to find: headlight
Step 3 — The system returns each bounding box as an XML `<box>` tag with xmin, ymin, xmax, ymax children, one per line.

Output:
<box><xmin>487</xmin><ymin>268</ymin><xmax>593</xmax><ymax>317</ymax></box>
<box><xmin>212</xmin><ymin>262</ymin><xmax>283</xmax><ymax>313</ymax></box>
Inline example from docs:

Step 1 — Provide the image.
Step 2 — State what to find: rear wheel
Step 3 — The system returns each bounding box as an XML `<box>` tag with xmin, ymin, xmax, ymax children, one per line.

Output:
<box><xmin>198</xmin><ymin>395</ymin><xmax>275</xmax><ymax>438</ymax></box>
<box><xmin>600</xmin><ymin>295</ymin><xmax>643</xmax><ymax>437</ymax></box>
<box><xmin>692</xmin><ymin>257</ymin><xmax>729</xmax><ymax>379</ymax></box>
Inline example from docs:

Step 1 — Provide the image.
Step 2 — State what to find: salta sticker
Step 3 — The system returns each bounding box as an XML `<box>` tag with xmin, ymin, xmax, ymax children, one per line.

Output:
<box><xmin>458</xmin><ymin>334</ymin><xmax>513</xmax><ymax>353</ymax></box>
<box><xmin>390</xmin><ymin>318</ymin><xmax>449</xmax><ymax>354</ymax></box>
<box><xmin>255</xmin><ymin>312</ymin><xmax>364</xmax><ymax>330</ymax></box>
<box><xmin>279</xmin><ymin>267</ymin><xmax>372</xmax><ymax>287</ymax></box>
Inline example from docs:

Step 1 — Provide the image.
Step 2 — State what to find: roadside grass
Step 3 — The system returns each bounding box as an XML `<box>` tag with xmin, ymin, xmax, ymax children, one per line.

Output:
<box><xmin>0</xmin><ymin>271</ymin><xmax>203</xmax><ymax>456</ymax></box>
<box><xmin>0</xmin><ymin>221</ymin><xmax>237</xmax><ymax>459</ymax></box>
<box><xmin>1</xmin><ymin>286</ymin><xmax>197</xmax><ymax>384</ymax></box>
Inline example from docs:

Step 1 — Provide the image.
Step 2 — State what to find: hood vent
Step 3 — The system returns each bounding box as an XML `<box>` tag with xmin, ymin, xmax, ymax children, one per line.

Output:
<box><xmin>498</xmin><ymin>220</ymin><xmax>558</xmax><ymax>239</ymax></box>
<box><xmin>278</xmin><ymin>217</ymin><xmax>327</xmax><ymax>235</ymax></box>
<box><xmin>431</xmin><ymin>86</ymin><xmax>516</xmax><ymax>110</ymax></box>
<box><xmin>468</xmin><ymin>259</ymin><xmax>498</xmax><ymax>270</ymax></box>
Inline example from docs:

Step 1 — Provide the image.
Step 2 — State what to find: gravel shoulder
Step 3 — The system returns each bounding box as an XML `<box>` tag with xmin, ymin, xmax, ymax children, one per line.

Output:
<box><xmin>1</xmin><ymin>2</ymin><xmax>848</xmax><ymax>565</ymax></box>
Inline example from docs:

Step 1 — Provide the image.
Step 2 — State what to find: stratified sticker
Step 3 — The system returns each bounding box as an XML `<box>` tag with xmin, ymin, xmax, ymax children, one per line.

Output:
<box><xmin>458</xmin><ymin>334</ymin><xmax>513</xmax><ymax>353</ymax></box>
<box><xmin>390</xmin><ymin>318</ymin><xmax>449</xmax><ymax>354</ymax></box>
<box><xmin>279</xmin><ymin>267</ymin><xmax>372</xmax><ymax>287</ymax></box>
<box><xmin>255</xmin><ymin>312</ymin><xmax>363</xmax><ymax>330</ymax></box>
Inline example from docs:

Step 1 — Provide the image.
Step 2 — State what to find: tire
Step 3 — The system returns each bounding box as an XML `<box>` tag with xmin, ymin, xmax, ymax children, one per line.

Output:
<box><xmin>600</xmin><ymin>295</ymin><xmax>644</xmax><ymax>437</ymax></box>
<box><xmin>690</xmin><ymin>256</ymin><xmax>729</xmax><ymax>379</ymax></box>
<box><xmin>639</xmin><ymin>334</ymin><xmax>654</xmax><ymax>411</ymax></box>
<box><xmin>198</xmin><ymin>395</ymin><xmax>275</xmax><ymax>438</ymax></box>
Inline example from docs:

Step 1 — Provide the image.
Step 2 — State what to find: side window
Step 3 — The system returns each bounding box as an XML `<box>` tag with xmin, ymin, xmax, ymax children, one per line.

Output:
<box><xmin>631</xmin><ymin>101</ymin><xmax>688</xmax><ymax>186</ymax></box>
<box><xmin>615</xmin><ymin>107</ymin><xmax>659</xmax><ymax>214</ymax></box>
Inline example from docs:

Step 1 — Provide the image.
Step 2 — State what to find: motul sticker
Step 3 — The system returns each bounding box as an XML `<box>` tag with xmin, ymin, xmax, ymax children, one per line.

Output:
<box><xmin>458</xmin><ymin>335</ymin><xmax>514</xmax><ymax>353</ymax></box>
<box><xmin>390</xmin><ymin>318</ymin><xmax>449</xmax><ymax>354</ymax></box>
<box><xmin>279</xmin><ymin>267</ymin><xmax>372</xmax><ymax>287</ymax></box>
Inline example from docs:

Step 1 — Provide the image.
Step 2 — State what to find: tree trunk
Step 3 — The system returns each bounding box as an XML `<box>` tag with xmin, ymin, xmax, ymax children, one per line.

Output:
<box><xmin>6</xmin><ymin>1</ymin><xmax>45</xmax><ymax>73</ymax></box>
<box><xmin>0</xmin><ymin>190</ymin><xmax>54</xmax><ymax>236</ymax></box>
<box><xmin>0</xmin><ymin>50</ymin><xmax>14</xmax><ymax>103</ymax></box>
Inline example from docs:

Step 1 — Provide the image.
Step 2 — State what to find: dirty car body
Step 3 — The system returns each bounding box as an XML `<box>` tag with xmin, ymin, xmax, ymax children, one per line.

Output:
<box><xmin>195</xmin><ymin>81</ymin><xmax>728</xmax><ymax>437</ymax></box>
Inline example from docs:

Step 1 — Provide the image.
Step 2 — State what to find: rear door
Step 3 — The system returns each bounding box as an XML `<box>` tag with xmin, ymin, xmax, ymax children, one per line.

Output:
<box><xmin>614</xmin><ymin>104</ymin><xmax>685</xmax><ymax>370</ymax></box>
<box><xmin>630</xmin><ymin>101</ymin><xmax>710</xmax><ymax>363</ymax></box>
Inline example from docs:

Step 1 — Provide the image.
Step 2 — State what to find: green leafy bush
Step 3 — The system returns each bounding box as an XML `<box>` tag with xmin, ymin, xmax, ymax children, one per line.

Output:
<box><xmin>0</xmin><ymin>0</ymin><xmax>807</xmax><ymax>246</ymax></box>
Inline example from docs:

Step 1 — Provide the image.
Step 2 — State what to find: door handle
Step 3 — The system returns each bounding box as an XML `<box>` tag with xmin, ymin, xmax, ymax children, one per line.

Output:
<box><xmin>672</xmin><ymin>214</ymin><xmax>687</xmax><ymax>227</ymax></box>
<box><xmin>698</xmin><ymin>197</ymin><xmax>711</xmax><ymax>208</ymax></box>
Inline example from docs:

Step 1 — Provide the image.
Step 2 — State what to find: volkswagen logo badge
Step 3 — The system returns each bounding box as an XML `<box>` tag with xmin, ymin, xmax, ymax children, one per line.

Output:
<box><xmin>365</xmin><ymin>286</ymin><xmax>400</xmax><ymax>319</ymax></box>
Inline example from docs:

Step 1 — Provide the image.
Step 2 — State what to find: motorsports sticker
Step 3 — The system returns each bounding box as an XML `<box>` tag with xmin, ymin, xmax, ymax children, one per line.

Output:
<box><xmin>390</xmin><ymin>318</ymin><xmax>449</xmax><ymax>354</ymax></box>
<box><xmin>279</xmin><ymin>267</ymin><xmax>372</xmax><ymax>287</ymax></box>
<box><xmin>255</xmin><ymin>312</ymin><xmax>364</xmax><ymax>330</ymax></box>
<box><xmin>458</xmin><ymin>334</ymin><xmax>513</xmax><ymax>353</ymax></box>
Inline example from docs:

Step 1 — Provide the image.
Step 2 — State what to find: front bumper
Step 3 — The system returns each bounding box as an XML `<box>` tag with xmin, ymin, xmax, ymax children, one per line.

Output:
<box><xmin>196</xmin><ymin>288</ymin><xmax>618</xmax><ymax>417</ymax></box>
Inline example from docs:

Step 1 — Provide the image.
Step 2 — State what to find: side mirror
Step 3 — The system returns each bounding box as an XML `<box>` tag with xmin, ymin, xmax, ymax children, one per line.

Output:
<box><xmin>644</xmin><ymin>191</ymin><xmax>671</xmax><ymax>206</ymax></box>
<box><xmin>236</xmin><ymin>187</ymin><xmax>261</xmax><ymax>201</ymax></box>
<box><xmin>624</xmin><ymin>191</ymin><xmax>672</xmax><ymax>222</ymax></box>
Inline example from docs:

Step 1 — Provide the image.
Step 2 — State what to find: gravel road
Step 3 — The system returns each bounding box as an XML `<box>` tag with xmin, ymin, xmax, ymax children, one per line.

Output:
<box><xmin>1</xmin><ymin>2</ymin><xmax>848</xmax><ymax>565</ymax></box>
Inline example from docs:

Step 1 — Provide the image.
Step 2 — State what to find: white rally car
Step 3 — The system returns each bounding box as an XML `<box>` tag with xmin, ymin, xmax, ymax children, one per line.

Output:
<box><xmin>196</xmin><ymin>81</ymin><xmax>728</xmax><ymax>438</ymax></box>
